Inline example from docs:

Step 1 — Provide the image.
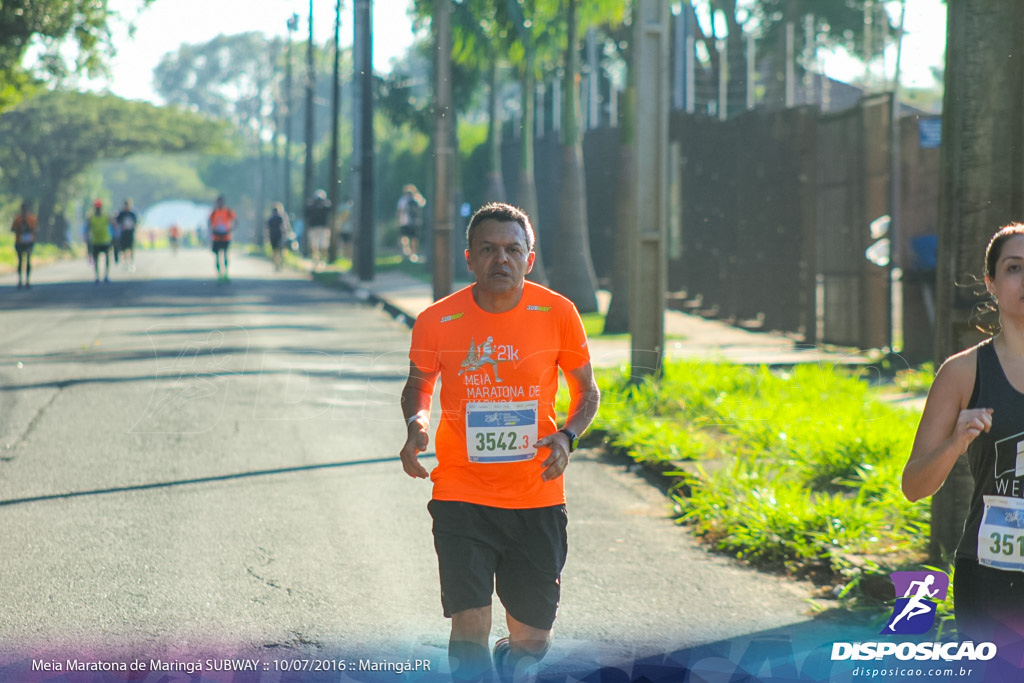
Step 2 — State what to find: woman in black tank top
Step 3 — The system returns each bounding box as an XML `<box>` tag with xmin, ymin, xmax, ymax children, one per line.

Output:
<box><xmin>904</xmin><ymin>224</ymin><xmax>1024</xmax><ymax>651</ymax></box>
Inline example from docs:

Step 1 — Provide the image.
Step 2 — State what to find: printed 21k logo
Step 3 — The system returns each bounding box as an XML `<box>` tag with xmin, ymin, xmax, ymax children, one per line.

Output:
<box><xmin>881</xmin><ymin>570</ymin><xmax>949</xmax><ymax>635</ymax></box>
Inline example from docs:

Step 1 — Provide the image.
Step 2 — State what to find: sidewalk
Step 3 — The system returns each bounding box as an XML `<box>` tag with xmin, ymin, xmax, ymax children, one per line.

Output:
<box><xmin>333</xmin><ymin>269</ymin><xmax>875</xmax><ymax>369</ymax></box>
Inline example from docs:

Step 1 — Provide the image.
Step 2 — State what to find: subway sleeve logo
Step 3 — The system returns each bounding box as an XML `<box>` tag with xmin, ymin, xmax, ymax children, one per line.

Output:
<box><xmin>526</xmin><ymin>305</ymin><xmax>552</xmax><ymax>312</ymax></box>
<box><xmin>440</xmin><ymin>313</ymin><xmax>465</xmax><ymax>323</ymax></box>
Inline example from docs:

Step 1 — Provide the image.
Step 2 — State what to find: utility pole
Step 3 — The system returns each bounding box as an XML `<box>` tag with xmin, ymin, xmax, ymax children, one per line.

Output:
<box><xmin>328</xmin><ymin>0</ymin><xmax>343</xmax><ymax>264</ymax></box>
<box><xmin>630</xmin><ymin>0</ymin><xmax>669</xmax><ymax>381</ymax></box>
<box><xmin>353</xmin><ymin>0</ymin><xmax>374</xmax><ymax>281</ymax></box>
<box><xmin>888</xmin><ymin>0</ymin><xmax>906</xmax><ymax>354</ymax></box>
<box><xmin>302</xmin><ymin>0</ymin><xmax>316</xmax><ymax>256</ymax></box>
<box><xmin>284</xmin><ymin>13</ymin><xmax>299</xmax><ymax>217</ymax></box>
<box><xmin>432</xmin><ymin>0</ymin><xmax>453</xmax><ymax>300</ymax></box>
<box><xmin>931</xmin><ymin>0</ymin><xmax>1024</xmax><ymax>560</ymax></box>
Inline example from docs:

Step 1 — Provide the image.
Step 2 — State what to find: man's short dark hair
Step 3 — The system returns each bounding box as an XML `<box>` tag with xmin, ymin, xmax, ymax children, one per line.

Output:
<box><xmin>465</xmin><ymin>202</ymin><xmax>536</xmax><ymax>252</ymax></box>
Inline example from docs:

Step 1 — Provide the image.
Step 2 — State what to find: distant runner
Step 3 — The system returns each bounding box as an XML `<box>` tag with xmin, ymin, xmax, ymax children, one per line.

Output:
<box><xmin>85</xmin><ymin>199</ymin><xmax>113</xmax><ymax>283</ymax></box>
<box><xmin>116</xmin><ymin>198</ymin><xmax>139</xmax><ymax>271</ymax></box>
<box><xmin>10</xmin><ymin>200</ymin><xmax>37</xmax><ymax>290</ymax></box>
<box><xmin>266</xmin><ymin>203</ymin><xmax>291</xmax><ymax>272</ymax></box>
<box><xmin>208</xmin><ymin>194</ymin><xmax>236</xmax><ymax>283</ymax></box>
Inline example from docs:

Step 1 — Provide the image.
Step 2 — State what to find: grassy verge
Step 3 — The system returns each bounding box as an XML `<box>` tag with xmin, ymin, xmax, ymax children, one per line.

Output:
<box><xmin>0</xmin><ymin>234</ymin><xmax>82</xmax><ymax>270</ymax></box>
<box><xmin>567</xmin><ymin>359</ymin><xmax>943</xmax><ymax>619</ymax></box>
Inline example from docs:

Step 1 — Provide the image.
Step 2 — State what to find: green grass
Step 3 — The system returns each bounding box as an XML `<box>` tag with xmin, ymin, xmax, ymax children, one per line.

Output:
<box><xmin>0</xmin><ymin>233</ymin><xmax>82</xmax><ymax>270</ymax></box>
<box><xmin>572</xmin><ymin>359</ymin><xmax>938</xmax><ymax>616</ymax></box>
<box><xmin>580</xmin><ymin>312</ymin><xmax>629</xmax><ymax>339</ymax></box>
<box><xmin>895</xmin><ymin>362</ymin><xmax>935</xmax><ymax>394</ymax></box>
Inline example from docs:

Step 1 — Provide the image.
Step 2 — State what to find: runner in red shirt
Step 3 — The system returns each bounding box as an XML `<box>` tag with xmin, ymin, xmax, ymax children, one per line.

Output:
<box><xmin>208</xmin><ymin>194</ymin><xmax>236</xmax><ymax>283</ymax></box>
<box><xmin>400</xmin><ymin>202</ymin><xmax>600</xmax><ymax>682</ymax></box>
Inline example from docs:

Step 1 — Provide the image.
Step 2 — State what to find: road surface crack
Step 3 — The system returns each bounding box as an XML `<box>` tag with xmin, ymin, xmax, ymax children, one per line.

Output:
<box><xmin>247</xmin><ymin>566</ymin><xmax>294</xmax><ymax>595</ymax></box>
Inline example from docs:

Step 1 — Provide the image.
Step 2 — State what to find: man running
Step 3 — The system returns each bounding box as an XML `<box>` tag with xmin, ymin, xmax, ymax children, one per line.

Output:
<box><xmin>396</xmin><ymin>184</ymin><xmax>426</xmax><ymax>262</ymax></box>
<box><xmin>400</xmin><ymin>202</ymin><xmax>600</xmax><ymax>682</ymax></box>
<box><xmin>116</xmin><ymin>198</ymin><xmax>139</xmax><ymax>271</ymax></box>
<box><xmin>85</xmin><ymin>199</ymin><xmax>113</xmax><ymax>283</ymax></box>
<box><xmin>304</xmin><ymin>189</ymin><xmax>332</xmax><ymax>271</ymax></box>
<box><xmin>208</xmin><ymin>195</ymin><xmax>236</xmax><ymax>283</ymax></box>
<box><xmin>10</xmin><ymin>200</ymin><xmax>37</xmax><ymax>290</ymax></box>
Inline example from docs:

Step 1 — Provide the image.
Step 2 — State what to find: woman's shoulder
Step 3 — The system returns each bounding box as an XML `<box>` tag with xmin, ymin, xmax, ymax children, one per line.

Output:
<box><xmin>932</xmin><ymin>341</ymin><xmax>987</xmax><ymax>394</ymax></box>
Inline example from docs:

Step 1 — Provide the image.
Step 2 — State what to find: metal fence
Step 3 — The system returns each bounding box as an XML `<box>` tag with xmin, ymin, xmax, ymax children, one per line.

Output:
<box><xmin>500</xmin><ymin>94</ymin><xmax>941</xmax><ymax>356</ymax></box>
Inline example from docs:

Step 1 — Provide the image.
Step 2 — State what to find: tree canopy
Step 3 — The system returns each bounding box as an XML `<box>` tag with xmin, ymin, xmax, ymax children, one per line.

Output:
<box><xmin>153</xmin><ymin>32</ymin><xmax>286</xmax><ymax>142</ymax></box>
<box><xmin>0</xmin><ymin>90</ymin><xmax>232</xmax><ymax>241</ymax></box>
<box><xmin>0</xmin><ymin>0</ymin><xmax>153</xmax><ymax>111</ymax></box>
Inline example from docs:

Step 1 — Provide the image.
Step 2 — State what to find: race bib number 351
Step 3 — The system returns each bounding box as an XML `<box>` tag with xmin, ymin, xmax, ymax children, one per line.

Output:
<box><xmin>466</xmin><ymin>400</ymin><xmax>538</xmax><ymax>463</ymax></box>
<box><xmin>978</xmin><ymin>495</ymin><xmax>1024</xmax><ymax>572</ymax></box>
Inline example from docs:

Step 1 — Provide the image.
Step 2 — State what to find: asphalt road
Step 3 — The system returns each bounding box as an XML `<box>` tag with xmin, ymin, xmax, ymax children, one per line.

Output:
<box><xmin>0</xmin><ymin>248</ymin><xmax>864</xmax><ymax>679</ymax></box>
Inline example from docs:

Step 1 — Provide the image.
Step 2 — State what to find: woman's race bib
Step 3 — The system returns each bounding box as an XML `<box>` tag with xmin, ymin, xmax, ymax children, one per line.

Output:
<box><xmin>978</xmin><ymin>495</ymin><xmax>1024</xmax><ymax>572</ymax></box>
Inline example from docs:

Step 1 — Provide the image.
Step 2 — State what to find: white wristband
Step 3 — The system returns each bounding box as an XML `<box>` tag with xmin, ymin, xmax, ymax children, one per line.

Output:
<box><xmin>407</xmin><ymin>413</ymin><xmax>427</xmax><ymax>426</ymax></box>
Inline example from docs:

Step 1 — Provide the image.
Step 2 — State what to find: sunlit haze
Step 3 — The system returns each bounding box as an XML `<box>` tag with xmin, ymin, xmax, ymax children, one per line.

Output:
<box><xmin>93</xmin><ymin>0</ymin><xmax>422</xmax><ymax>103</ymax></box>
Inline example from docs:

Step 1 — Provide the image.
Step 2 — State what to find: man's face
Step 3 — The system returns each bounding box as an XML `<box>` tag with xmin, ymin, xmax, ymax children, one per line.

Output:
<box><xmin>465</xmin><ymin>219</ymin><xmax>535</xmax><ymax>295</ymax></box>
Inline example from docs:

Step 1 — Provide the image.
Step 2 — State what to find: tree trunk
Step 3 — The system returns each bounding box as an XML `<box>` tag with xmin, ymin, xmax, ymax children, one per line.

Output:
<box><xmin>519</xmin><ymin>47</ymin><xmax>548</xmax><ymax>286</ymax></box>
<box><xmin>37</xmin><ymin>182</ymin><xmax>60</xmax><ymax>245</ymax></box>
<box><xmin>549</xmin><ymin>0</ymin><xmax>598</xmax><ymax>313</ymax></box>
<box><xmin>931</xmin><ymin>0</ymin><xmax>1024</xmax><ymax>560</ymax></box>
<box><xmin>485</xmin><ymin>56</ymin><xmax>507</xmax><ymax>203</ymax></box>
<box><xmin>604</xmin><ymin>15</ymin><xmax>637</xmax><ymax>335</ymax></box>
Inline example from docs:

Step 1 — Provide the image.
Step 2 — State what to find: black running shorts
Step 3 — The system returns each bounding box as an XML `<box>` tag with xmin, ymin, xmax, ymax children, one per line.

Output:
<box><xmin>428</xmin><ymin>499</ymin><xmax>568</xmax><ymax>631</ymax></box>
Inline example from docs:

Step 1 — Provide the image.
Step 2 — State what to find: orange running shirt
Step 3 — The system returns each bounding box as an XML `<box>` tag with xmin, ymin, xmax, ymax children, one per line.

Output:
<box><xmin>209</xmin><ymin>207</ymin><xmax>236</xmax><ymax>242</ymax></box>
<box><xmin>11</xmin><ymin>214</ymin><xmax>37</xmax><ymax>245</ymax></box>
<box><xmin>409</xmin><ymin>281</ymin><xmax>591</xmax><ymax>509</ymax></box>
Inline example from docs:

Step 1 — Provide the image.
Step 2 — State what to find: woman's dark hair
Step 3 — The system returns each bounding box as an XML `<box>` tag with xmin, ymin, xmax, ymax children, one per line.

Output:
<box><xmin>985</xmin><ymin>223</ymin><xmax>1024</xmax><ymax>280</ymax></box>
<box><xmin>465</xmin><ymin>202</ymin><xmax>535</xmax><ymax>251</ymax></box>
<box><xmin>972</xmin><ymin>223</ymin><xmax>1024</xmax><ymax>333</ymax></box>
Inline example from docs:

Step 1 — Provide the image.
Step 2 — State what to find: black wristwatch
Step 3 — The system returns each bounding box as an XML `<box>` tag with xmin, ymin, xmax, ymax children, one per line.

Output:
<box><xmin>557</xmin><ymin>427</ymin><xmax>579</xmax><ymax>453</ymax></box>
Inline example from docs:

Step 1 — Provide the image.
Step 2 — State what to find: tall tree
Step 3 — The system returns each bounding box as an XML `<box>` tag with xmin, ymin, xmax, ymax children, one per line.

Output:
<box><xmin>688</xmin><ymin>0</ymin><xmax>896</xmax><ymax>114</ymax></box>
<box><xmin>931</xmin><ymin>0</ymin><xmax>1023</xmax><ymax>560</ymax></box>
<box><xmin>603</xmin><ymin>8</ymin><xmax>637</xmax><ymax>334</ymax></box>
<box><xmin>0</xmin><ymin>0</ymin><xmax>155</xmax><ymax>111</ymax></box>
<box><xmin>0</xmin><ymin>91</ymin><xmax>231</xmax><ymax>242</ymax></box>
<box><xmin>448</xmin><ymin>0</ymin><xmax>513</xmax><ymax>203</ymax></box>
<box><xmin>154</xmin><ymin>32</ymin><xmax>287</xmax><ymax>231</ymax></box>
<box><xmin>410</xmin><ymin>0</ymin><xmax>514</xmax><ymax>243</ymax></box>
<box><xmin>549</xmin><ymin>0</ymin><xmax>604</xmax><ymax>312</ymax></box>
<box><xmin>504</xmin><ymin>0</ymin><xmax>561</xmax><ymax>286</ymax></box>
<box><xmin>154</xmin><ymin>33</ymin><xmax>285</xmax><ymax>145</ymax></box>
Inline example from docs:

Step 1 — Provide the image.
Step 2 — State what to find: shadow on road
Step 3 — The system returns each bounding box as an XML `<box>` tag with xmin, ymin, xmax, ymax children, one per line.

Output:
<box><xmin>0</xmin><ymin>274</ymin><xmax>354</xmax><ymax>312</ymax></box>
<box><xmin>0</xmin><ymin>453</ymin><xmax>436</xmax><ymax>508</ymax></box>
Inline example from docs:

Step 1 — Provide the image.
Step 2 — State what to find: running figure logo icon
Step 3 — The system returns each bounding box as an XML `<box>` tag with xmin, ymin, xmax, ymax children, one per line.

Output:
<box><xmin>881</xmin><ymin>570</ymin><xmax>949</xmax><ymax>635</ymax></box>
<box><xmin>458</xmin><ymin>336</ymin><xmax>504</xmax><ymax>382</ymax></box>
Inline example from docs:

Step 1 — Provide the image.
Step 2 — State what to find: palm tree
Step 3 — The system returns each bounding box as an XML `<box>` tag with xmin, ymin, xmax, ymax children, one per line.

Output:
<box><xmin>548</xmin><ymin>0</ymin><xmax>600</xmax><ymax>312</ymax></box>
<box><xmin>603</xmin><ymin>6</ymin><xmax>636</xmax><ymax>334</ymax></box>
<box><xmin>506</xmin><ymin>0</ymin><xmax>550</xmax><ymax>285</ymax></box>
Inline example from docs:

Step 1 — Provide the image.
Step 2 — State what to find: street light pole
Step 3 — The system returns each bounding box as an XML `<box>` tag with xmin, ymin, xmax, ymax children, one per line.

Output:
<box><xmin>328</xmin><ymin>0</ymin><xmax>343</xmax><ymax>264</ymax></box>
<box><xmin>284</xmin><ymin>13</ymin><xmax>299</xmax><ymax>217</ymax></box>
<box><xmin>303</xmin><ymin>0</ymin><xmax>316</xmax><ymax>256</ymax></box>
<box><xmin>630</xmin><ymin>0</ymin><xmax>669</xmax><ymax>381</ymax></box>
<box><xmin>432</xmin><ymin>0</ymin><xmax>453</xmax><ymax>300</ymax></box>
<box><xmin>353</xmin><ymin>0</ymin><xmax>374</xmax><ymax>281</ymax></box>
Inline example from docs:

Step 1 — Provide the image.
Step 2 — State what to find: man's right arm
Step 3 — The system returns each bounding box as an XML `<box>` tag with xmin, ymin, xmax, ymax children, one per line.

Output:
<box><xmin>399</xmin><ymin>361</ymin><xmax>437</xmax><ymax>479</ymax></box>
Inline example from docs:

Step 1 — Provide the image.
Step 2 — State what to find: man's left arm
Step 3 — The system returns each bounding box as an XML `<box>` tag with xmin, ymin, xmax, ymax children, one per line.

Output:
<box><xmin>536</xmin><ymin>362</ymin><xmax>600</xmax><ymax>481</ymax></box>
